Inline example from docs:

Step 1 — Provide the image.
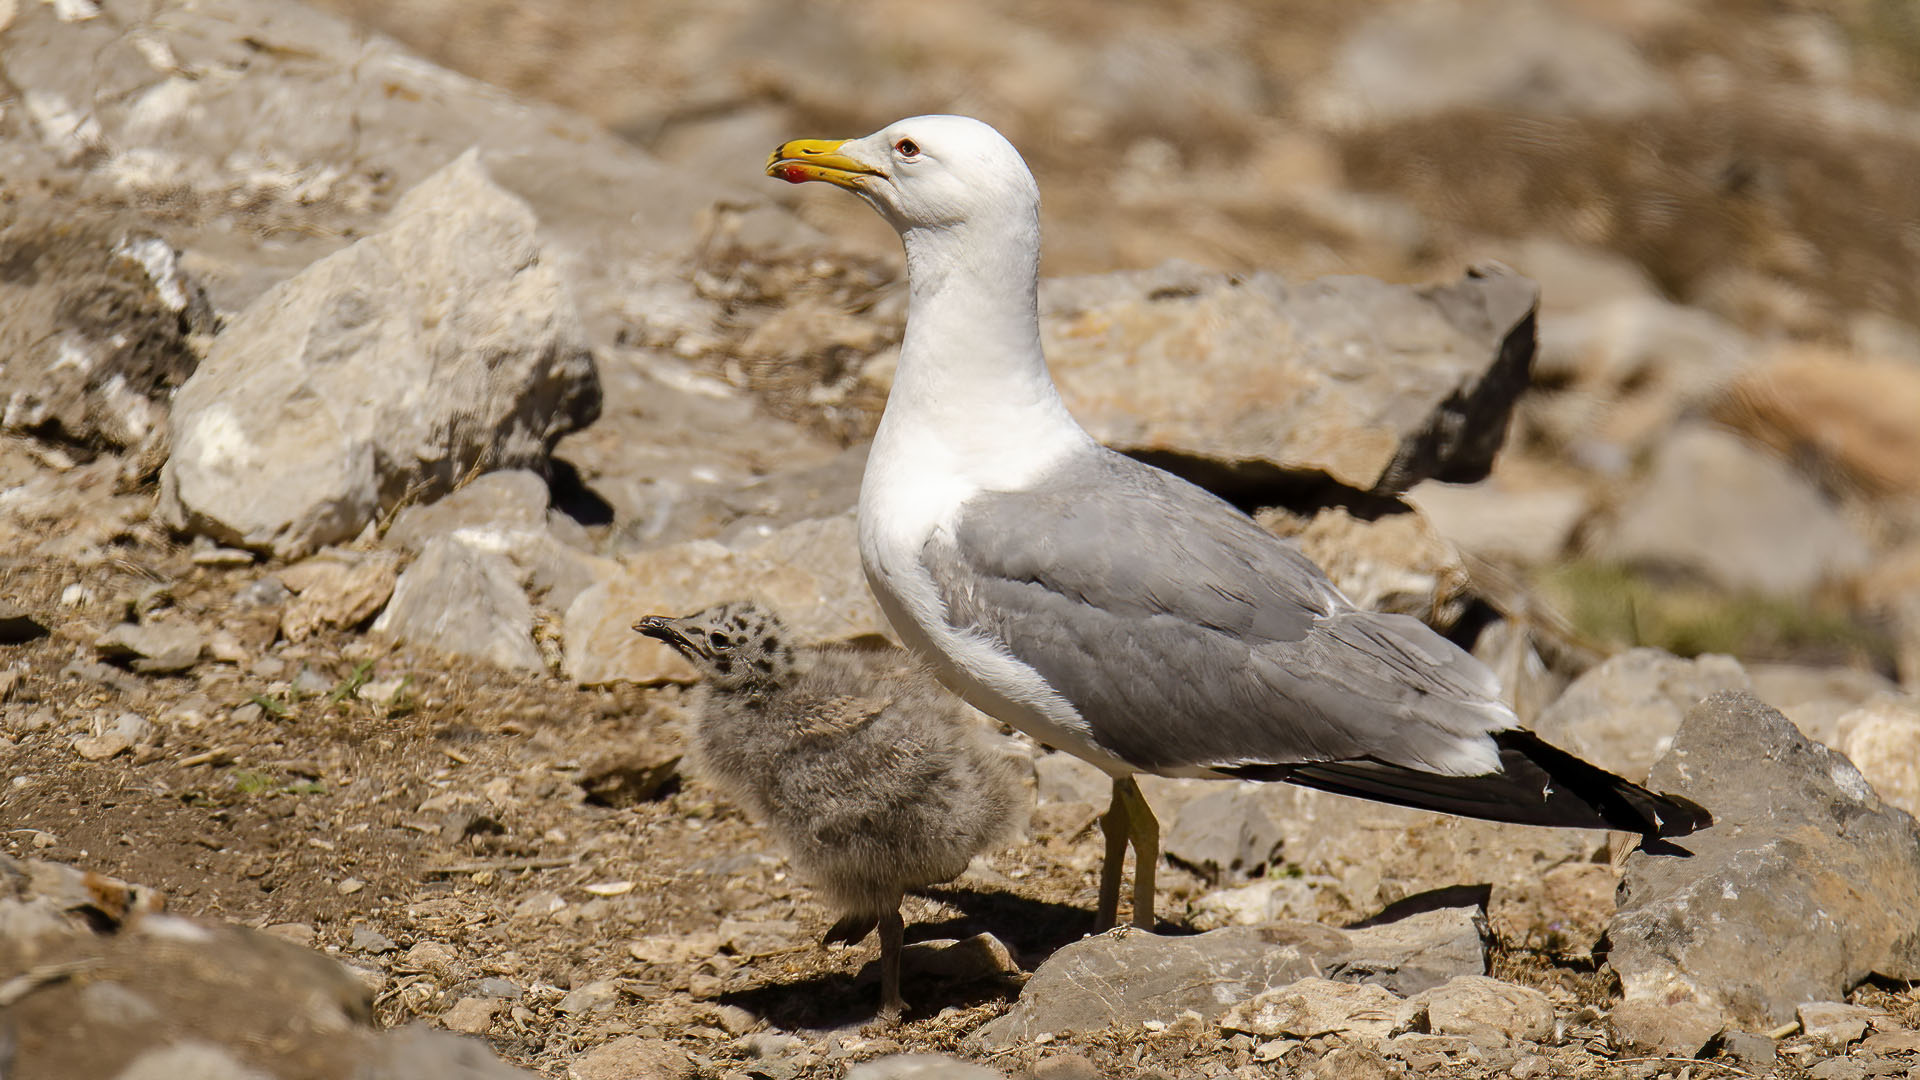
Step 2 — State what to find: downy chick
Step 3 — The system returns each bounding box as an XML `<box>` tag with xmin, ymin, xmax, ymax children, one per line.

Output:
<box><xmin>634</xmin><ymin>600</ymin><xmax>1024</xmax><ymax>1020</ymax></box>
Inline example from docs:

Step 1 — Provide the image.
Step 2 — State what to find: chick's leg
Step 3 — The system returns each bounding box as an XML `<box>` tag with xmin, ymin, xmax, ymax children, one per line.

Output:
<box><xmin>876</xmin><ymin>907</ymin><xmax>906</xmax><ymax>1022</ymax></box>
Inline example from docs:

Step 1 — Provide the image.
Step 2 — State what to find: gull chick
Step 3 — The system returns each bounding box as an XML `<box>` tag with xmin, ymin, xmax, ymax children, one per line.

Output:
<box><xmin>765</xmin><ymin>115</ymin><xmax>1710</xmax><ymax>932</ymax></box>
<box><xmin>634</xmin><ymin>600</ymin><xmax>1024</xmax><ymax>1021</ymax></box>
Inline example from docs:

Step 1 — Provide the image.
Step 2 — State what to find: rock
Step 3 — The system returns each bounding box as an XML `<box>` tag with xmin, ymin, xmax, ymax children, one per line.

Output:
<box><xmin>159</xmin><ymin>150</ymin><xmax>601</xmax><ymax>559</ymax></box>
<box><xmin>554</xmin><ymin>358</ymin><xmax>841</xmax><ymax>557</ymax></box>
<box><xmin>717</xmin><ymin>919</ymin><xmax>800</xmax><ymax>957</ymax></box>
<box><xmin>1189</xmin><ymin>877</ymin><xmax>1329</xmax><ymax>931</ymax></box>
<box><xmin>402</xmin><ymin>940</ymin><xmax>461</xmax><ymax>978</ymax></box>
<box><xmin>1307</xmin><ymin>1046</ymin><xmax>1402</xmax><ymax>1080</ymax></box>
<box><xmin>351</xmin><ymin>927</ymin><xmax>396</xmax><ymax>954</ymax></box>
<box><xmin>361</xmin><ymin>1023</ymin><xmax>541</xmax><ymax>1079</ymax></box>
<box><xmin>387</xmin><ymin>479</ymin><xmax>615</xmax><ymax>614</ymax></box>
<box><xmin>0</xmin><ymin>871</ymin><xmax>484</xmax><ymax>1077</ymax></box>
<box><xmin>1310</xmin><ymin>0</ymin><xmax>1675</xmax><ymax>125</ymax></box>
<box><xmin>1607</xmin><ymin>999</ymin><xmax>1727</xmax><ymax>1059</ymax></box>
<box><xmin>372</xmin><ymin>535</ymin><xmax>543</xmax><ymax>671</ymax></box>
<box><xmin>563</xmin><ymin>513</ymin><xmax>887</xmax><ymax>685</ymax></box>
<box><xmin>1410</xmin><ymin>975</ymin><xmax>1552</xmax><ymax>1046</ymax></box>
<box><xmin>1719</xmin><ymin>347</ymin><xmax>1920</xmax><ymax>498</ymax></box>
<box><xmin>1033</xmin><ymin>751</ymin><xmax>1112</xmax><ymax>806</ymax></box>
<box><xmin>1596</xmin><ymin>424</ymin><xmax>1869</xmax><ymax>596</ymax></box>
<box><xmin>74</xmin><ymin>732</ymin><xmax>133</xmax><ymax>761</ymax></box>
<box><xmin>1528</xmin><ymin>297</ymin><xmax>1753</xmax><ymax>469</ymax></box>
<box><xmin>1532</xmin><ymin>648</ymin><xmax>1751</xmax><ymax>781</ymax></box>
<box><xmin>1405</xmin><ymin>480</ymin><xmax>1587</xmax><ymax>568</ymax></box>
<box><xmin>899</xmin><ymin>933</ymin><xmax>1021</xmax><ymax>983</ymax></box>
<box><xmin>556</xmin><ymin>979</ymin><xmax>621</xmax><ymax>1016</ymax></box>
<box><xmin>971</xmin><ymin>909</ymin><xmax>1485</xmax><ymax>1049</ymax></box>
<box><xmin>1027</xmin><ymin>1054</ymin><xmax>1102</xmax><ymax>1080</ymax></box>
<box><xmin>843</xmin><ymin>1056</ymin><xmax>1005</xmax><ymax>1080</ymax></box>
<box><xmin>1606</xmin><ymin>692</ymin><xmax>1920</xmax><ymax>1027</ymax></box>
<box><xmin>1748</xmin><ymin>663</ymin><xmax>1904</xmax><ymax>746</ymax></box>
<box><xmin>1798</xmin><ymin>1001</ymin><xmax>1878</xmax><ymax>1048</ymax></box>
<box><xmin>1219</xmin><ymin>977</ymin><xmax>1409</xmax><ymax>1040</ymax></box>
<box><xmin>95</xmin><ymin>620</ymin><xmax>204</xmax><ymax>674</ymax></box>
<box><xmin>110</xmin><ymin>1042</ymin><xmax>275</xmax><ymax>1080</ymax></box>
<box><xmin>1835</xmin><ymin>695</ymin><xmax>1920</xmax><ymax>818</ymax></box>
<box><xmin>464</xmin><ymin>979</ymin><xmax>521</xmax><ymax>1002</ymax></box>
<box><xmin>1162</xmin><ymin>786</ymin><xmax>1283</xmax><ymax>884</ymax></box>
<box><xmin>279</xmin><ymin>550</ymin><xmax>401</xmax><ymax>643</ymax></box>
<box><xmin>578</xmin><ymin>751</ymin><xmax>684</xmax><ymax>808</ymax></box>
<box><xmin>265</xmin><ymin>922</ymin><xmax>316</xmax><ymax>947</ymax></box>
<box><xmin>1808</xmin><ymin>1059</ymin><xmax>1869</xmax><ymax>1080</ymax></box>
<box><xmin>1</xmin><ymin>0</ymin><xmax>743</xmax><ymax>315</ymax></box>
<box><xmin>1717</xmin><ymin>1029</ymin><xmax>1779</xmax><ymax>1065</ymax></box>
<box><xmin>1330</xmin><ymin>906</ymin><xmax>1490</xmax><ymax>996</ymax></box>
<box><xmin>1859</xmin><ymin>1029</ymin><xmax>1920</xmax><ymax>1054</ymax></box>
<box><xmin>1036</xmin><ymin>262</ymin><xmax>1538</xmax><ymax>494</ymax></box>
<box><xmin>0</xmin><ymin>855</ymin><xmax>164</xmax><ymax>940</ymax></box>
<box><xmin>0</xmin><ymin>208</ymin><xmax>211</xmax><ymax>456</ymax></box>
<box><xmin>969</xmin><ymin>924</ymin><xmax>1342</xmax><ymax>1047</ymax></box>
<box><xmin>615</xmin><ymin>443</ymin><xmax>869</xmax><ymax>552</ymax></box>
<box><xmin>384</xmin><ymin>470</ymin><xmax>552</xmax><ymax>553</ymax></box>
<box><xmin>440</xmin><ymin>996</ymin><xmax>500</xmax><ymax>1034</ymax></box>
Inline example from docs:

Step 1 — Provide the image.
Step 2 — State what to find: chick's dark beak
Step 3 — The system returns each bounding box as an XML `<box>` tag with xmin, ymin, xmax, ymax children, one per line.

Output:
<box><xmin>633</xmin><ymin>616</ymin><xmax>688</xmax><ymax>651</ymax></box>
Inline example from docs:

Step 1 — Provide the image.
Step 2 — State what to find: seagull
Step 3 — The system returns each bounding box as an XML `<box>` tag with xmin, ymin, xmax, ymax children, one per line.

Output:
<box><xmin>765</xmin><ymin>115</ymin><xmax>1710</xmax><ymax>932</ymax></box>
<box><xmin>635</xmin><ymin>601</ymin><xmax>1024</xmax><ymax>1020</ymax></box>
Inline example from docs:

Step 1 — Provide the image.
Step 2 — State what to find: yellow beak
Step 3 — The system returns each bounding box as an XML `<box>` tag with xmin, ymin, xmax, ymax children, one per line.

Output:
<box><xmin>766</xmin><ymin>139</ymin><xmax>880</xmax><ymax>189</ymax></box>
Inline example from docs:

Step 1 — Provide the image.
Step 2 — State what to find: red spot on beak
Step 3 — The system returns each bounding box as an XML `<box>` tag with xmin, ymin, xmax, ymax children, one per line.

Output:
<box><xmin>773</xmin><ymin>163</ymin><xmax>809</xmax><ymax>184</ymax></box>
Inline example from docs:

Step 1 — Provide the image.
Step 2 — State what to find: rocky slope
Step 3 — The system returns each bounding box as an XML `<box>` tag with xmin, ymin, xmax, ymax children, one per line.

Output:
<box><xmin>2</xmin><ymin>1</ymin><xmax>1919</xmax><ymax>1078</ymax></box>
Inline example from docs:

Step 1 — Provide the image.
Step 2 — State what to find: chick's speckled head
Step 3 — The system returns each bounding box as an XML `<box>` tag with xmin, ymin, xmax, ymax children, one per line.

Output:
<box><xmin>633</xmin><ymin>600</ymin><xmax>798</xmax><ymax>691</ymax></box>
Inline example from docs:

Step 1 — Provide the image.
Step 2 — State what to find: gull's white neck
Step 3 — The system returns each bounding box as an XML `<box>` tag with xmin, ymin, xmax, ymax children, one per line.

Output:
<box><xmin>870</xmin><ymin>211</ymin><xmax>1092</xmax><ymax>497</ymax></box>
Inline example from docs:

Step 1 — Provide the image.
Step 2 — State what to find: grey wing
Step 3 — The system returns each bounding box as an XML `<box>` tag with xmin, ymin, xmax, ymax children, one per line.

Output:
<box><xmin>927</xmin><ymin>450</ymin><xmax>1514</xmax><ymax>777</ymax></box>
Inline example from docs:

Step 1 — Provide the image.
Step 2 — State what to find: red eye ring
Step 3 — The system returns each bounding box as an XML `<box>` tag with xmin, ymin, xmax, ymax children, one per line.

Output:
<box><xmin>894</xmin><ymin>138</ymin><xmax>920</xmax><ymax>157</ymax></box>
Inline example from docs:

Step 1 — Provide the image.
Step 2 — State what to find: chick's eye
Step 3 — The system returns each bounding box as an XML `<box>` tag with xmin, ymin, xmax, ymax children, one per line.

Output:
<box><xmin>894</xmin><ymin>138</ymin><xmax>920</xmax><ymax>158</ymax></box>
<box><xmin>708</xmin><ymin>632</ymin><xmax>731</xmax><ymax>649</ymax></box>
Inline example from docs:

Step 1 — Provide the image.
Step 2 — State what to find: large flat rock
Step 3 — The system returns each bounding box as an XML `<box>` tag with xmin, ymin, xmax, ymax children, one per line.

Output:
<box><xmin>1038</xmin><ymin>262</ymin><xmax>1538</xmax><ymax>494</ymax></box>
<box><xmin>969</xmin><ymin>909</ymin><xmax>1487</xmax><ymax>1049</ymax></box>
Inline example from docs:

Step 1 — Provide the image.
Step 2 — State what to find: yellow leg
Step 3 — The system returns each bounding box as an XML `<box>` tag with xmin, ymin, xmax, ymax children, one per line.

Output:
<box><xmin>1116</xmin><ymin>776</ymin><xmax>1160</xmax><ymax>931</ymax></box>
<box><xmin>1096</xmin><ymin>781</ymin><xmax>1130</xmax><ymax>931</ymax></box>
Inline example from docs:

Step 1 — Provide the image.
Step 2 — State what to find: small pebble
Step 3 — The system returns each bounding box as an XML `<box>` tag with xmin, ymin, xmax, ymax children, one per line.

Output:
<box><xmin>265</xmin><ymin>923</ymin><xmax>315</xmax><ymax>947</ymax></box>
<box><xmin>440</xmin><ymin>997</ymin><xmax>500</xmax><ymax>1034</ymax></box>
<box><xmin>469</xmin><ymin>977</ymin><xmax>523</xmax><ymax>1001</ymax></box>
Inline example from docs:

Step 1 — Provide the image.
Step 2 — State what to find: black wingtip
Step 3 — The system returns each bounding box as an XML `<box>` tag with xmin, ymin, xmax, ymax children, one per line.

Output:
<box><xmin>1225</xmin><ymin>730</ymin><xmax>1713</xmax><ymax>842</ymax></box>
<box><xmin>1493</xmin><ymin>729</ymin><xmax>1712</xmax><ymax>840</ymax></box>
<box><xmin>1648</xmin><ymin>790</ymin><xmax>1713</xmax><ymax>837</ymax></box>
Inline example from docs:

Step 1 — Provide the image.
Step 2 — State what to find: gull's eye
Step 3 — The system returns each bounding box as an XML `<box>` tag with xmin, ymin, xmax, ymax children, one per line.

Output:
<box><xmin>894</xmin><ymin>138</ymin><xmax>920</xmax><ymax>158</ymax></box>
<box><xmin>709</xmin><ymin>631</ymin><xmax>731</xmax><ymax>650</ymax></box>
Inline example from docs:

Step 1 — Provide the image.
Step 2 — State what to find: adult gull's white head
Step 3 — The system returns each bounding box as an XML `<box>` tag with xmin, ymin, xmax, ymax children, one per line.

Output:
<box><xmin>766</xmin><ymin>114</ymin><xmax>1040</xmax><ymax>237</ymax></box>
